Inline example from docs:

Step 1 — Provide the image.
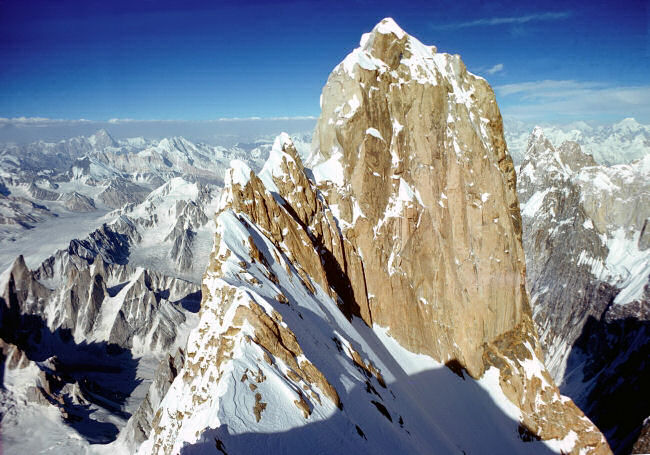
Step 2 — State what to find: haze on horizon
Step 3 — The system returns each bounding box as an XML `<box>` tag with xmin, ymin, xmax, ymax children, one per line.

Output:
<box><xmin>1</xmin><ymin>0</ymin><xmax>648</xmax><ymax>135</ymax></box>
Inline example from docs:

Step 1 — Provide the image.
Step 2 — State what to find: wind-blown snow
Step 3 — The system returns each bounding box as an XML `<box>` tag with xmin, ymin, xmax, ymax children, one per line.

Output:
<box><xmin>374</xmin><ymin>17</ymin><xmax>406</xmax><ymax>39</ymax></box>
<box><xmin>311</xmin><ymin>147</ymin><xmax>345</xmax><ymax>187</ymax></box>
<box><xmin>227</xmin><ymin>159</ymin><xmax>253</xmax><ymax>187</ymax></box>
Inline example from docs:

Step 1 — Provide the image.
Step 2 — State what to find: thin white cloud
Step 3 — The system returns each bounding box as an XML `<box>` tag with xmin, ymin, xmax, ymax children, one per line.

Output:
<box><xmin>494</xmin><ymin>80</ymin><xmax>650</xmax><ymax>121</ymax></box>
<box><xmin>105</xmin><ymin>116</ymin><xmax>318</xmax><ymax>124</ymax></box>
<box><xmin>495</xmin><ymin>80</ymin><xmax>605</xmax><ymax>97</ymax></box>
<box><xmin>213</xmin><ymin>116</ymin><xmax>317</xmax><ymax>122</ymax></box>
<box><xmin>0</xmin><ymin>117</ymin><xmax>92</xmax><ymax>127</ymax></box>
<box><xmin>486</xmin><ymin>64</ymin><xmax>504</xmax><ymax>75</ymax></box>
<box><xmin>1</xmin><ymin>116</ymin><xmax>318</xmax><ymax>127</ymax></box>
<box><xmin>433</xmin><ymin>11</ymin><xmax>571</xmax><ymax>30</ymax></box>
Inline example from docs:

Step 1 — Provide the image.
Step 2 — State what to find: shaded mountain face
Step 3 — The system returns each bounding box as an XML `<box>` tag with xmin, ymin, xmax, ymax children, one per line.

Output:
<box><xmin>518</xmin><ymin>127</ymin><xmax>650</xmax><ymax>453</ymax></box>
<box><xmin>0</xmin><ymin>250</ymin><xmax>200</xmax><ymax>452</ymax></box>
<box><xmin>139</xmin><ymin>19</ymin><xmax>609</xmax><ymax>455</ymax></box>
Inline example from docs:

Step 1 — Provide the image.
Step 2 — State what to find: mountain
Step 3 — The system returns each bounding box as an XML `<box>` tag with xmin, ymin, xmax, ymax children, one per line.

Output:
<box><xmin>518</xmin><ymin>127</ymin><xmax>649</xmax><ymax>453</ymax></box>
<box><xmin>0</xmin><ymin>131</ymin><xmax>281</xmax><ymax>274</ymax></box>
<box><xmin>89</xmin><ymin>129</ymin><xmax>119</xmax><ymax>149</ymax></box>
<box><xmin>0</xmin><ymin>251</ymin><xmax>200</xmax><ymax>453</ymax></box>
<box><xmin>0</xmin><ymin>125</ymin><xmax>316</xmax><ymax>451</ymax></box>
<box><xmin>505</xmin><ymin>118</ymin><xmax>650</xmax><ymax>165</ymax></box>
<box><xmin>138</xmin><ymin>19</ymin><xmax>609</xmax><ymax>454</ymax></box>
<box><xmin>0</xmin><ymin>175</ymin><xmax>223</xmax><ymax>453</ymax></box>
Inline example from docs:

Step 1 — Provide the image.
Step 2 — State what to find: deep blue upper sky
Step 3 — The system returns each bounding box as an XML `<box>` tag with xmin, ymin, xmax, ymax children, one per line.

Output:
<box><xmin>1</xmin><ymin>0</ymin><xmax>648</xmax><ymax>123</ymax></box>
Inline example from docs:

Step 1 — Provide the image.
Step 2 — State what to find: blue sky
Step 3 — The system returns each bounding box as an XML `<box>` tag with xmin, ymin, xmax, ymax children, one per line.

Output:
<box><xmin>1</xmin><ymin>0</ymin><xmax>648</xmax><ymax>123</ymax></box>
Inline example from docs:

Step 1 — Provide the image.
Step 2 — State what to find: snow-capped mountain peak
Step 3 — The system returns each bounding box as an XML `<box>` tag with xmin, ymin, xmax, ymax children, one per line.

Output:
<box><xmin>89</xmin><ymin>128</ymin><xmax>118</xmax><ymax>149</ymax></box>
<box><xmin>139</xmin><ymin>18</ymin><xmax>609</xmax><ymax>454</ymax></box>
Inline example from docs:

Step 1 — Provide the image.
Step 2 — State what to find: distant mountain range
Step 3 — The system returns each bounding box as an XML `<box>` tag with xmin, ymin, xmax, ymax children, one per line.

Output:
<box><xmin>518</xmin><ymin>127</ymin><xmax>649</xmax><ymax>453</ymax></box>
<box><xmin>505</xmin><ymin>117</ymin><xmax>650</xmax><ymax>165</ymax></box>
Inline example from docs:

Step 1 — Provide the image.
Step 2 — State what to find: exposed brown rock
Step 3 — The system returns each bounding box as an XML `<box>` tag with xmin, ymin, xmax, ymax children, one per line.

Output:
<box><xmin>310</xmin><ymin>18</ymin><xmax>527</xmax><ymax>379</ymax></box>
<box><xmin>482</xmin><ymin>315</ymin><xmax>610</xmax><ymax>454</ymax></box>
<box><xmin>632</xmin><ymin>418</ymin><xmax>650</xmax><ymax>454</ymax></box>
<box><xmin>231</xmin><ymin>301</ymin><xmax>341</xmax><ymax>409</ymax></box>
<box><xmin>253</xmin><ymin>392</ymin><xmax>266</xmax><ymax>422</ymax></box>
<box><xmin>293</xmin><ymin>391</ymin><xmax>311</xmax><ymax>419</ymax></box>
<box><xmin>141</xmin><ymin>18</ymin><xmax>611</xmax><ymax>455</ymax></box>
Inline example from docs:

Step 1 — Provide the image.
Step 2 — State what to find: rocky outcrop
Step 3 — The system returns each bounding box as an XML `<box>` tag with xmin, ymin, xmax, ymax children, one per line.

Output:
<box><xmin>139</xmin><ymin>19</ymin><xmax>609</xmax><ymax>455</ymax></box>
<box><xmin>518</xmin><ymin>127</ymin><xmax>650</xmax><ymax>453</ymax></box>
<box><xmin>0</xmin><ymin>175</ymin><xmax>214</xmax><ymax>453</ymax></box>
<box><xmin>0</xmin><ymin>231</ymin><xmax>202</xmax><ymax>449</ymax></box>
<box><xmin>309</xmin><ymin>17</ymin><xmax>526</xmax><ymax>379</ymax></box>
<box><xmin>121</xmin><ymin>348</ymin><xmax>186</xmax><ymax>450</ymax></box>
<box><xmin>98</xmin><ymin>178</ymin><xmax>152</xmax><ymax>209</ymax></box>
<box><xmin>2</xmin><ymin>251</ymin><xmax>197</xmax><ymax>355</ymax></box>
<box><xmin>632</xmin><ymin>418</ymin><xmax>650</xmax><ymax>454</ymax></box>
<box><xmin>59</xmin><ymin>191</ymin><xmax>96</xmax><ymax>212</ymax></box>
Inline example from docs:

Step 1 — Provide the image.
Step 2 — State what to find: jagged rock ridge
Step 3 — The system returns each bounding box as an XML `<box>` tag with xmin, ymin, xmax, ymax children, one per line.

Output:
<box><xmin>519</xmin><ymin>127</ymin><xmax>649</xmax><ymax>453</ymax></box>
<box><xmin>139</xmin><ymin>19</ymin><xmax>609</xmax><ymax>455</ymax></box>
<box><xmin>0</xmin><ymin>177</ymin><xmax>219</xmax><ymax>452</ymax></box>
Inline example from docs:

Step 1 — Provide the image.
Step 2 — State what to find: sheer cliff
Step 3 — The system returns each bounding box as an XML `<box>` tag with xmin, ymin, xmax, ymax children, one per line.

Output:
<box><xmin>137</xmin><ymin>19</ymin><xmax>610</xmax><ymax>455</ymax></box>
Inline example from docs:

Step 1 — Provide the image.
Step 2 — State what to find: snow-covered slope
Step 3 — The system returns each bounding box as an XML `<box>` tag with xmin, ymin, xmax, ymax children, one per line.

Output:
<box><xmin>112</xmin><ymin>177</ymin><xmax>220</xmax><ymax>282</ymax></box>
<box><xmin>518</xmin><ymin>127</ymin><xmax>649</xmax><ymax>453</ymax></box>
<box><xmin>0</xmin><ymin>126</ymin><xmax>316</xmax><ymax>453</ymax></box>
<box><xmin>140</xmin><ymin>19</ymin><xmax>609</xmax><ymax>454</ymax></box>
<box><xmin>140</xmin><ymin>137</ymin><xmax>600</xmax><ymax>455</ymax></box>
<box><xmin>506</xmin><ymin>117</ymin><xmax>650</xmax><ymax>165</ymax></box>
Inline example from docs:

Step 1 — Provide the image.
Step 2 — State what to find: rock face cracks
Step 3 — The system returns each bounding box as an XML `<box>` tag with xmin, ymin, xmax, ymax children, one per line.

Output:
<box><xmin>310</xmin><ymin>17</ymin><xmax>527</xmax><ymax>379</ymax></box>
<box><xmin>138</xmin><ymin>18</ymin><xmax>611</xmax><ymax>455</ymax></box>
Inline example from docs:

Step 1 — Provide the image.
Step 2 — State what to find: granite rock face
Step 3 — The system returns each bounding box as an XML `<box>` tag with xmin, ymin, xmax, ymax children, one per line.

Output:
<box><xmin>518</xmin><ymin>127</ymin><xmax>650</xmax><ymax>453</ymax></box>
<box><xmin>310</xmin><ymin>16</ymin><xmax>526</xmax><ymax>379</ymax></box>
<box><xmin>139</xmin><ymin>19</ymin><xmax>609</xmax><ymax>455</ymax></box>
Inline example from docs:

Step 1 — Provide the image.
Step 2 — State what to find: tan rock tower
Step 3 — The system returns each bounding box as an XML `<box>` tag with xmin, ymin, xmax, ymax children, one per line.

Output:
<box><xmin>310</xmin><ymin>17</ymin><xmax>526</xmax><ymax>378</ymax></box>
<box><xmin>139</xmin><ymin>18</ymin><xmax>611</xmax><ymax>455</ymax></box>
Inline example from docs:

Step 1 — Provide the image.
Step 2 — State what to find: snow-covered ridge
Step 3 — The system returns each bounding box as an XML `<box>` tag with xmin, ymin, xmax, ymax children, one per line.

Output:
<box><xmin>334</xmin><ymin>17</ymin><xmax>484</xmax><ymax>108</ymax></box>
<box><xmin>139</xmin><ymin>129</ymin><xmax>591</xmax><ymax>454</ymax></box>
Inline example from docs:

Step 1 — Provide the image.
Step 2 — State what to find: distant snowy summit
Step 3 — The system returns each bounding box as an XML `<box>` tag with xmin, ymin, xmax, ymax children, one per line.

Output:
<box><xmin>505</xmin><ymin>117</ymin><xmax>650</xmax><ymax>165</ymax></box>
